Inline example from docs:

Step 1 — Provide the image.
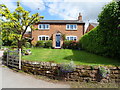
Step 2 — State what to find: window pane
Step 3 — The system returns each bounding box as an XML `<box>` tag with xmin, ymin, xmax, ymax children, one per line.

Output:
<box><xmin>45</xmin><ymin>24</ymin><xmax>48</xmax><ymax>29</ymax></box>
<box><xmin>74</xmin><ymin>25</ymin><xmax>76</xmax><ymax>29</ymax></box>
<box><xmin>43</xmin><ymin>25</ymin><xmax>45</xmax><ymax>29</ymax></box>
<box><xmin>46</xmin><ymin>37</ymin><xmax>48</xmax><ymax>40</ymax></box>
<box><xmin>39</xmin><ymin>25</ymin><xmax>41</xmax><ymax>29</ymax></box>
<box><xmin>42</xmin><ymin>36</ymin><xmax>45</xmax><ymax>40</ymax></box>
<box><xmin>70</xmin><ymin>37</ymin><xmax>73</xmax><ymax>40</ymax></box>
<box><xmin>74</xmin><ymin>37</ymin><xmax>76</xmax><ymax>40</ymax></box>
<box><xmin>67</xmin><ymin>37</ymin><xmax>69</xmax><ymax>40</ymax></box>
<box><xmin>67</xmin><ymin>25</ymin><xmax>69</xmax><ymax>29</ymax></box>
<box><xmin>39</xmin><ymin>37</ymin><xmax>41</xmax><ymax>40</ymax></box>
<box><xmin>70</xmin><ymin>25</ymin><xmax>72</xmax><ymax>29</ymax></box>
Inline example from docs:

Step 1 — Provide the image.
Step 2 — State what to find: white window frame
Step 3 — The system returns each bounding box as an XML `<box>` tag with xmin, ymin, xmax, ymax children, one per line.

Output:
<box><xmin>66</xmin><ymin>36</ymin><xmax>77</xmax><ymax>41</ymax></box>
<box><xmin>38</xmin><ymin>24</ymin><xmax>50</xmax><ymax>30</ymax></box>
<box><xmin>38</xmin><ymin>35</ymin><xmax>49</xmax><ymax>41</ymax></box>
<box><xmin>66</xmin><ymin>24</ymin><xmax>77</xmax><ymax>30</ymax></box>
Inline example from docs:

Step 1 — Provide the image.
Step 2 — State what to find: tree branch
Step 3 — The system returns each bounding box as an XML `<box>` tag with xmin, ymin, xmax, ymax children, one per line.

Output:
<box><xmin>21</xmin><ymin>16</ymin><xmax>36</xmax><ymax>38</ymax></box>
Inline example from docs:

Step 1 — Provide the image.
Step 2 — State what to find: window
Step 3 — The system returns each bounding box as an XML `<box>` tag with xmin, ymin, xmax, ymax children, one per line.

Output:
<box><xmin>38</xmin><ymin>24</ymin><xmax>50</xmax><ymax>29</ymax></box>
<box><xmin>66</xmin><ymin>24</ymin><xmax>77</xmax><ymax>30</ymax></box>
<box><xmin>38</xmin><ymin>35</ymin><xmax>49</xmax><ymax>41</ymax></box>
<box><xmin>66</xmin><ymin>36</ymin><xmax>77</xmax><ymax>41</ymax></box>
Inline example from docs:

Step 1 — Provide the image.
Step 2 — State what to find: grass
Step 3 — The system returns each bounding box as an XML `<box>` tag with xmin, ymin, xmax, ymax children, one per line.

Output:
<box><xmin>22</xmin><ymin>48</ymin><xmax>120</xmax><ymax>66</ymax></box>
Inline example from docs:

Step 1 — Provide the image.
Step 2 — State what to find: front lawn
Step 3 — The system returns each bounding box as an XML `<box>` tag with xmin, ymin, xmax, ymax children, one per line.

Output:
<box><xmin>22</xmin><ymin>48</ymin><xmax>120</xmax><ymax>66</ymax></box>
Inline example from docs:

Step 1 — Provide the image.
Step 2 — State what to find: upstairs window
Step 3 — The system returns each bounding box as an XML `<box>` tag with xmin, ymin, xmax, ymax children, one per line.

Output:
<box><xmin>66</xmin><ymin>36</ymin><xmax>77</xmax><ymax>41</ymax></box>
<box><xmin>38</xmin><ymin>35</ymin><xmax>49</xmax><ymax>41</ymax></box>
<box><xmin>66</xmin><ymin>24</ymin><xmax>77</xmax><ymax>30</ymax></box>
<box><xmin>38</xmin><ymin>24</ymin><xmax>50</xmax><ymax>29</ymax></box>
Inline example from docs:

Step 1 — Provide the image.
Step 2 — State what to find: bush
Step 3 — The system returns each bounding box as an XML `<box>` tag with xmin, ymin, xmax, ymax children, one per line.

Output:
<box><xmin>36</xmin><ymin>41</ymin><xmax>45</xmax><ymax>48</ymax></box>
<box><xmin>60</xmin><ymin>61</ymin><xmax>76</xmax><ymax>73</ymax></box>
<box><xmin>63</xmin><ymin>40</ymin><xmax>79</xmax><ymax>49</ymax></box>
<box><xmin>80</xmin><ymin>1</ymin><xmax>120</xmax><ymax>59</ymax></box>
<box><xmin>98</xmin><ymin>66</ymin><xmax>110</xmax><ymax>78</ymax></box>
<box><xmin>25</xmin><ymin>42</ymin><xmax>31</xmax><ymax>48</ymax></box>
<box><xmin>44</xmin><ymin>40</ymin><xmax>52</xmax><ymax>48</ymax></box>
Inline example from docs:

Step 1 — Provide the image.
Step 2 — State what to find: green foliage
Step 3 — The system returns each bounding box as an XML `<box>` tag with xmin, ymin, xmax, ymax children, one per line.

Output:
<box><xmin>44</xmin><ymin>40</ymin><xmax>52</xmax><ymax>48</ymax></box>
<box><xmin>80</xmin><ymin>1</ymin><xmax>120</xmax><ymax>59</ymax></box>
<box><xmin>36</xmin><ymin>40</ymin><xmax>52</xmax><ymax>48</ymax></box>
<box><xmin>60</xmin><ymin>61</ymin><xmax>76</xmax><ymax>72</ymax></box>
<box><xmin>99</xmin><ymin>66</ymin><xmax>110</xmax><ymax>78</ymax></box>
<box><xmin>63</xmin><ymin>40</ymin><xmax>80</xmax><ymax>49</ymax></box>
<box><xmin>36</xmin><ymin>41</ymin><xmax>45</xmax><ymax>48</ymax></box>
<box><xmin>24</xmin><ymin>42</ymin><xmax>31</xmax><ymax>48</ymax></box>
<box><xmin>0</xmin><ymin>1</ymin><xmax>44</xmax><ymax>48</ymax></box>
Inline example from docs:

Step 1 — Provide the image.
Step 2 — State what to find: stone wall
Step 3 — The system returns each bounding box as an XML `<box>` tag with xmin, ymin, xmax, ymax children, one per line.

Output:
<box><xmin>21</xmin><ymin>60</ymin><xmax>120</xmax><ymax>83</ymax></box>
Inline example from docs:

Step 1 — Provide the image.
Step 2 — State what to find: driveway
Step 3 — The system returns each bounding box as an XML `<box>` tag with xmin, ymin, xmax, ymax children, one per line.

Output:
<box><xmin>0</xmin><ymin>51</ymin><xmax>70</xmax><ymax>88</ymax></box>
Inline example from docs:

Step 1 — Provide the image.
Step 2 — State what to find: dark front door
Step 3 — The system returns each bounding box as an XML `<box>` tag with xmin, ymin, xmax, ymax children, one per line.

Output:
<box><xmin>56</xmin><ymin>34</ymin><xmax>61</xmax><ymax>47</ymax></box>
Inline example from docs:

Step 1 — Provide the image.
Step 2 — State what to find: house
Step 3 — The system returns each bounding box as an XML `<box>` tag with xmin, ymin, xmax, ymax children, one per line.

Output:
<box><xmin>32</xmin><ymin>13</ymin><xmax>85</xmax><ymax>48</ymax></box>
<box><xmin>85</xmin><ymin>23</ymin><xmax>98</xmax><ymax>33</ymax></box>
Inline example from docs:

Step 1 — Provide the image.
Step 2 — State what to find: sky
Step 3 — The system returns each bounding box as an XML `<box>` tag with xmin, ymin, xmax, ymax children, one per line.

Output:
<box><xmin>0</xmin><ymin>0</ymin><xmax>113</xmax><ymax>30</ymax></box>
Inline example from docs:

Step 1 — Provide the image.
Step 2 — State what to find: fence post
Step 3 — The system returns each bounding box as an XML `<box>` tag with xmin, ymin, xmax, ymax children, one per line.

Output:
<box><xmin>7</xmin><ymin>50</ymin><xmax>9</xmax><ymax>66</ymax></box>
<box><xmin>19</xmin><ymin>48</ymin><xmax>21</xmax><ymax>69</ymax></box>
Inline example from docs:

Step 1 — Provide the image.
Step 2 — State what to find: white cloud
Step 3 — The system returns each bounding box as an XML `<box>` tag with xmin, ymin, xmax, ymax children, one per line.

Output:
<box><xmin>0</xmin><ymin>0</ymin><xmax>113</xmax><ymax>30</ymax></box>
<box><xmin>46</xmin><ymin>1</ymin><xmax>112</xmax><ymax>30</ymax></box>
<box><xmin>20</xmin><ymin>0</ymin><xmax>45</xmax><ymax>11</ymax></box>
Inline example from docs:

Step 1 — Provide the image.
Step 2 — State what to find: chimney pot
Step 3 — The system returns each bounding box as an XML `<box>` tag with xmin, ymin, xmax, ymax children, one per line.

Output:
<box><xmin>78</xmin><ymin>13</ymin><xmax>82</xmax><ymax>21</ymax></box>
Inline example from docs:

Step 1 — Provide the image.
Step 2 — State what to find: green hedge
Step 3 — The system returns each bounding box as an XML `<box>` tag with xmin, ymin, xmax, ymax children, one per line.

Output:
<box><xmin>80</xmin><ymin>1</ymin><xmax>120</xmax><ymax>59</ymax></box>
<box><xmin>44</xmin><ymin>40</ymin><xmax>52</xmax><ymax>48</ymax></box>
<box><xmin>36</xmin><ymin>40</ymin><xmax>52</xmax><ymax>48</ymax></box>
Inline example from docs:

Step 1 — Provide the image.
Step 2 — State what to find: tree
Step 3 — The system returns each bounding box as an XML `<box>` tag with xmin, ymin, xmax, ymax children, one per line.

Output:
<box><xmin>80</xmin><ymin>1</ymin><xmax>120</xmax><ymax>59</ymax></box>
<box><xmin>0</xmin><ymin>1</ymin><xmax>44</xmax><ymax>49</ymax></box>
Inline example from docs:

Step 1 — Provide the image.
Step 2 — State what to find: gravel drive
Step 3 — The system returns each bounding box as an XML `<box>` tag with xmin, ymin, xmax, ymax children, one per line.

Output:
<box><xmin>0</xmin><ymin>50</ymin><xmax>70</xmax><ymax>88</ymax></box>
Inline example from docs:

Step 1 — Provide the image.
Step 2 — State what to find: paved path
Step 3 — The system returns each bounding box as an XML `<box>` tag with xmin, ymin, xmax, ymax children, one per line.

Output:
<box><xmin>0</xmin><ymin>51</ymin><xmax>70</xmax><ymax>88</ymax></box>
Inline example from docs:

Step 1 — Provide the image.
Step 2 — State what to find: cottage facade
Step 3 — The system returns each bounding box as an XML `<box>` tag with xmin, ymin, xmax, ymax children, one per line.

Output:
<box><xmin>32</xmin><ymin>13</ymin><xmax>85</xmax><ymax>48</ymax></box>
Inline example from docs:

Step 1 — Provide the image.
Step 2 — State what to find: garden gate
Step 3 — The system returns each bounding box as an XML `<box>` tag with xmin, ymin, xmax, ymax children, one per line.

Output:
<box><xmin>7</xmin><ymin>49</ymin><xmax>21</xmax><ymax>69</ymax></box>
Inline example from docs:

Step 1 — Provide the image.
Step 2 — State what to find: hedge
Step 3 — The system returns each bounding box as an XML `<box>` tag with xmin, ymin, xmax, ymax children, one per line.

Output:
<box><xmin>80</xmin><ymin>1</ymin><xmax>120</xmax><ymax>59</ymax></box>
<box><xmin>36</xmin><ymin>40</ymin><xmax>52</xmax><ymax>48</ymax></box>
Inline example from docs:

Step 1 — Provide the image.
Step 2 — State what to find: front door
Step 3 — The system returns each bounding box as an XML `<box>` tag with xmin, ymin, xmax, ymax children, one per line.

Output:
<box><xmin>56</xmin><ymin>34</ymin><xmax>61</xmax><ymax>47</ymax></box>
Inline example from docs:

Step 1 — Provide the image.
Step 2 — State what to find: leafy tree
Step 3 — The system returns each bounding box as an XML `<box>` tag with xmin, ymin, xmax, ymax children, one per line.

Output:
<box><xmin>0</xmin><ymin>1</ymin><xmax>43</xmax><ymax>49</ymax></box>
<box><xmin>80</xmin><ymin>1</ymin><xmax>120</xmax><ymax>59</ymax></box>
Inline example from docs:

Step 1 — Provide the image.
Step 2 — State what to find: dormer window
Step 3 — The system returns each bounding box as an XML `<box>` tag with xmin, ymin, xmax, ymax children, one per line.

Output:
<box><xmin>66</xmin><ymin>24</ymin><xmax>77</xmax><ymax>30</ymax></box>
<box><xmin>38</xmin><ymin>24</ymin><xmax>50</xmax><ymax>29</ymax></box>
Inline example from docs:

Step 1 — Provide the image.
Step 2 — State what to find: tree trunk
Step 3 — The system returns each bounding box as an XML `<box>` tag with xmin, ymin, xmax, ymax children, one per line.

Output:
<box><xmin>18</xmin><ymin>40</ymin><xmax>22</xmax><ymax>51</ymax></box>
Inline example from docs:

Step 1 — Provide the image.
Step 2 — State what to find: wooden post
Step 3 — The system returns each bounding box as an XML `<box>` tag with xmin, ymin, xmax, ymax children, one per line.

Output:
<box><xmin>7</xmin><ymin>50</ymin><xmax>9</xmax><ymax>66</ymax></box>
<box><xmin>19</xmin><ymin>48</ymin><xmax>21</xmax><ymax>69</ymax></box>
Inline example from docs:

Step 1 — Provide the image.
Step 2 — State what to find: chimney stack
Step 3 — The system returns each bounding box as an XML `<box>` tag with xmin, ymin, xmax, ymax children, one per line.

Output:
<box><xmin>78</xmin><ymin>13</ymin><xmax>82</xmax><ymax>21</ymax></box>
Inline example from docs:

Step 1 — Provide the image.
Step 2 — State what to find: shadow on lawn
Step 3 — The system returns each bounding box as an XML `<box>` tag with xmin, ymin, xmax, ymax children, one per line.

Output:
<box><xmin>64</xmin><ymin>49</ymin><xmax>120</xmax><ymax>66</ymax></box>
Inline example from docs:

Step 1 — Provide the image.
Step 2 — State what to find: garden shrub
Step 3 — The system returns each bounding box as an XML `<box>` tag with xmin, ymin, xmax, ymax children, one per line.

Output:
<box><xmin>60</xmin><ymin>61</ymin><xmax>76</xmax><ymax>73</ymax></box>
<box><xmin>80</xmin><ymin>1</ymin><xmax>120</xmax><ymax>59</ymax></box>
<box><xmin>44</xmin><ymin>40</ymin><xmax>52</xmax><ymax>48</ymax></box>
<box><xmin>98</xmin><ymin>66</ymin><xmax>110</xmax><ymax>78</ymax></box>
<box><xmin>24</xmin><ymin>42</ymin><xmax>31</xmax><ymax>48</ymax></box>
<box><xmin>63</xmin><ymin>40</ymin><xmax>79</xmax><ymax>49</ymax></box>
<box><xmin>36</xmin><ymin>41</ymin><xmax>45</xmax><ymax>48</ymax></box>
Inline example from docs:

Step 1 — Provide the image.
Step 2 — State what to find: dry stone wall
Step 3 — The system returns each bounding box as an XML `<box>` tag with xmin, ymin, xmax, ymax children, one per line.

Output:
<box><xmin>21</xmin><ymin>60</ymin><xmax>120</xmax><ymax>83</ymax></box>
